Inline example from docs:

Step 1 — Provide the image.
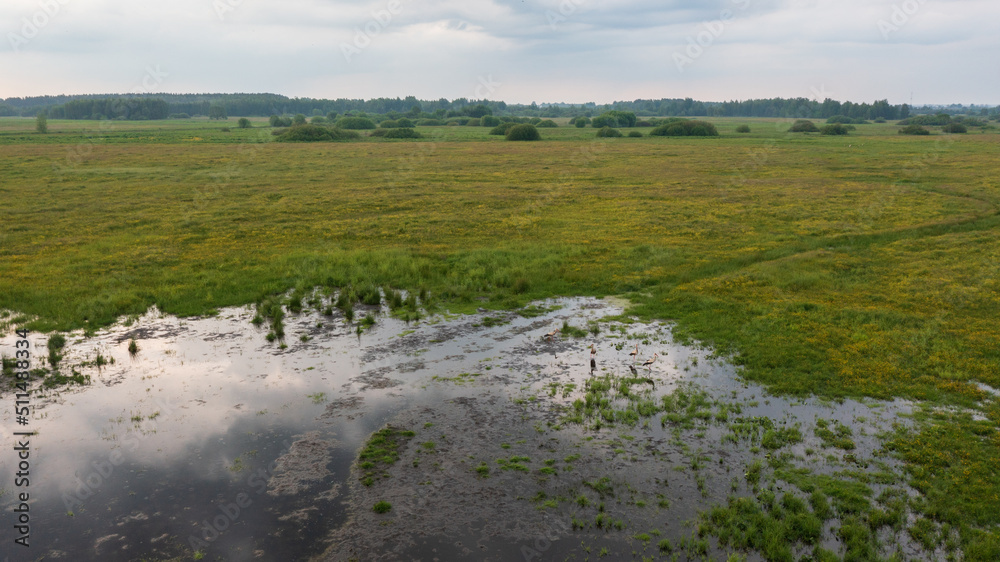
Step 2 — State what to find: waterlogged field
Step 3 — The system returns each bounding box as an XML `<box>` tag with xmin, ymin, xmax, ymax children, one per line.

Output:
<box><xmin>1</xmin><ymin>116</ymin><xmax>999</xmax><ymax>560</ymax></box>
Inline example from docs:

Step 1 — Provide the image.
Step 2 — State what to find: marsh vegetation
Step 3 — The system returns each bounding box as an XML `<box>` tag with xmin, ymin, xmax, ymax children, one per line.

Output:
<box><xmin>1</xmin><ymin>113</ymin><xmax>999</xmax><ymax>559</ymax></box>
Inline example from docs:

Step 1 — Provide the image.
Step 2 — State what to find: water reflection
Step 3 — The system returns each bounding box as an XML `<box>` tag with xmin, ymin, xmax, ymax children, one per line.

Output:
<box><xmin>0</xmin><ymin>297</ymin><xmax>914</xmax><ymax>561</ymax></box>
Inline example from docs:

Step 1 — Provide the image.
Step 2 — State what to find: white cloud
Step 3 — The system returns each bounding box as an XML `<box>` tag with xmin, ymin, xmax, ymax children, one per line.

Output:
<box><xmin>1</xmin><ymin>0</ymin><xmax>997</xmax><ymax>104</ymax></box>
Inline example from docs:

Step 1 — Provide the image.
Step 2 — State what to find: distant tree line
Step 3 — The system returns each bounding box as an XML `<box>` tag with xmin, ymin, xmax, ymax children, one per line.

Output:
<box><xmin>1</xmin><ymin>92</ymin><xmax>997</xmax><ymax>122</ymax></box>
<box><xmin>35</xmin><ymin>97</ymin><xmax>169</xmax><ymax>120</ymax></box>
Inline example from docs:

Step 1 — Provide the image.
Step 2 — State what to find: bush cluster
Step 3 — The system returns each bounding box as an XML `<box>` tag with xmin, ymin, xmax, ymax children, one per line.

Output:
<box><xmin>336</xmin><ymin>116</ymin><xmax>377</xmax><ymax>129</ymax></box>
<box><xmin>649</xmin><ymin>119</ymin><xmax>719</xmax><ymax>137</ymax></box>
<box><xmin>788</xmin><ymin>120</ymin><xmax>819</xmax><ymax>133</ymax></box>
<box><xmin>273</xmin><ymin>124</ymin><xmax>361</xmax><ymax>142</ymax></box>
<box><xmin>596</xmin><ymin>126</ymin><xmax>622</xmax><ymax>138</ymax></box>
<box><xmin>505</xmin><ymin>124</ymin><xmax>541</xmax><ymax>141</ymax></box>
<box><xmin>269</xmin><ymin>115</ymin><xmax>292</xmax><ymax>127</ymax></box>
<box><xmin>592</xmin><ymin>110</ymin><xmax>637</xmax><ymax>128</ymax></box>
<box><xmin>898</xmin><ymin>114</ymin><xmax>951</xmax><ymax>126</ymax></box>
<box><xmin>820</xmin><ymin>123</ymin><xmax>850</xmax><ymax>135</ymax></box>
<box><xmin>826</xmin><ymin>115</ymin><xmax>868</xmax><ymax>125</ymax></box>
<box><xmin>370</xmin><ymin>127</ymin><xmax>422</xmax><ymax>139</ymax></box>
<box><xmin>489</xmin><ymin>122</ymin><xmax>518</xmax><ymax>135</ymax></box>
<box><xmin>379</xmin><ymin>118</ymin><xmax>414</xmax><ymax>128</ymax></box>
<box><xmin>898</xmin><ymin>124</ymin><xmax>930</xmax><ymax>135</ymax></box>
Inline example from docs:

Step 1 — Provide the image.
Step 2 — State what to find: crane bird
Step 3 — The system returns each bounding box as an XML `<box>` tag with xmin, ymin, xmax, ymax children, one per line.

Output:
<box><xmin>641</xmin><ymin>353</ymin><xmax>659</xmax><ymax>371</ymax></box>
<box><xmin>544</xmin><ymin>327</ymin><xmax>560</xmax><ymax>340</ymax></box>
<box><xmin>629</xmin><ymin>343</ymin><xmax>639</xmax><ymax>362</ymax></box>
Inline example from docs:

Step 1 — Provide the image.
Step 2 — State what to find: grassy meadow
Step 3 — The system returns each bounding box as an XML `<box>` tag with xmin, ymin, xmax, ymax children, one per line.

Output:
<box><xmin>2</xmin><ymin>115</ymin><xmax>999</xmax><ymax>558</ymax></box>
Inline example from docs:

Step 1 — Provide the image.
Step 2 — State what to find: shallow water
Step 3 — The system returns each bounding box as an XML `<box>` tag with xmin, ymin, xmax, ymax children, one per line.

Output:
<box><xmin>0</xmin><ymin>297</ymin><xmax>918</xmax><ymax>561</ymax></box>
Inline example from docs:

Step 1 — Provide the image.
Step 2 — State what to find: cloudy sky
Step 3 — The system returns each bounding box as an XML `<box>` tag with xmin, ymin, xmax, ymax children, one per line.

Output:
<box><xmin>2</xmin><ymin>0</ymin><xmax>998</xmax><ymax>105</ymax></box>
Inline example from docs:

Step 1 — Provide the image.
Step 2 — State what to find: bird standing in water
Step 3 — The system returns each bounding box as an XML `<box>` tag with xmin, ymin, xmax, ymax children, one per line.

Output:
<box><xmin>544</xmin><ymin>327</ymin><xmax>560</xmax><ymax>340</ymax></box>
<box><xmin>629</xmin><ymin>343</ymin><xmax>639</xmax><ymax>363</ymax></box>
<box><xmin>590</xmin><ymin>344</ymin><xmax>597</xmax><ymax>373</ymax></box>
<box><xmin>641</xmin><ymin>353</ymin><xmax>659</xmax><ymax>371</ymax></box>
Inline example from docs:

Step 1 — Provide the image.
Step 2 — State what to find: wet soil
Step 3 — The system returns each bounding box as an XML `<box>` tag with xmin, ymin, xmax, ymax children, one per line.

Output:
<box><xmin>0</xmin><ymin>297</ymin><xmax>920</xmax><ymax>562</ymax></box>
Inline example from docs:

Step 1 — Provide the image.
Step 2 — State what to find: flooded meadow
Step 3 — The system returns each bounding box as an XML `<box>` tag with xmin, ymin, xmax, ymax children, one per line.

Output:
<box><xmin>1</xmin><ymin>295</ymin><xmax>934</xmax><ymax>561</ymax></box>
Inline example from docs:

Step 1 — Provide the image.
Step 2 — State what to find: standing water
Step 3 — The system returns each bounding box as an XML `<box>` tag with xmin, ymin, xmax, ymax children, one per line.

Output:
<box><xmin>1</xmin><ymin>297</ymin><xmax>916</xmax><ymax>561</ymax></box>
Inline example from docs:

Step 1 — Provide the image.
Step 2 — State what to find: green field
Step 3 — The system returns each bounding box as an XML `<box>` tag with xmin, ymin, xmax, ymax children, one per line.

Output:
<box><xmin>2</xmin><ymin>116</ymin><xmax>999</xmax><ymax>557</ymax></box>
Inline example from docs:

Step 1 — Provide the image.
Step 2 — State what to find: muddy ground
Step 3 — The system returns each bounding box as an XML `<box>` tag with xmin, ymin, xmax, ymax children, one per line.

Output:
<box><xmin>0</xmin><ymin>296</ymin><xmax>927</xmax><ymax>561</ymax></box>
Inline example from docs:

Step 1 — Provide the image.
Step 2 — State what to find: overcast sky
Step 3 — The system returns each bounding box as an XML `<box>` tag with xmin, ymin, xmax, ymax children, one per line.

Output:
<box><xmin>2</xmin><ymin>0</ymin><xmax>998</xmax><ymax>105</ymax></box>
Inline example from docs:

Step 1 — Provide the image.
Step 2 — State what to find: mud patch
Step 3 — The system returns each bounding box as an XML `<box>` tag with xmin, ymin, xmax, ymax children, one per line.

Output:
<box><xmin>267</xmin><ymin>431</ymin><xmax>338</xmax><ymax>497</ymax></box>
<box><xmin>319</xmin><ymin>396</ymin><xmax>365</xmax><ymax>419</ymax></box>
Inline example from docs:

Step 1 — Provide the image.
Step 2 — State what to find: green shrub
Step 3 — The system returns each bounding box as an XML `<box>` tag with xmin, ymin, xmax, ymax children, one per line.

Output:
<box><xmin>237</xmin><ymin>118</ymin><xmax>251</xmax><ymax>129</ymax></box>
<box><xmin>269</xmin><ymin>115</ymin><xmax>292</xmax><ymax>127</ymax></box>
<box><xmin>736</xmin><ymin>124</ymin><xmax>751</xmax><ymax>133</ymax></box>
<box><xmin>649</xmin><ymin>119</ymin><xmax>719</xmax><ymax>137</ymax></box>
<box><xmin>489</xmin><ymin>122</ymin><xmax>518</xmax><ymax>135</ymax></box>
<box><xmin>481</xmin><ymin>115</ymin><xmax>501</xmax><ymax>127</ymax></box>
<box><xmin>899</xmin><ymin>124</ymin><xmax>930</xmax><ymax>135</ymax></box>
<box><xmin>942</xmin><ymin>123</ymin><xmax>967</xmax><ymax>133</ymax></box>
<box><xmin>292</xmin><ymin>114</ymin><xmax>307</xmax><ymax>126</ymax></box>
<box><xmin>274</xmin><ymin>124</ymin><xmax>360</xmax><ymax>142</ymax></box>
<box><xmin>506</xmin><ymin>124</ymin><xmax>541</xmax><ymax>141</ymax></box>
<box><xmin>529</xmin><ymin>117</ymin><xmax>542</xmax><ymax>125</ymax></box>
<box><xmin>593</xmin><ymin>110</ymin><xmax>636</xmax><ymax>128</ymax></box>
<box><xmin>788</xmin><ymin>120</ymin><xmax>820</xmax><ymax>133</ymax></box>
<box><xmin>826</xmin><ymin>115</ymin><xmax>868</xmax><ymax>124</ymax></box>
<box><xmin>899</xmin><ymin>113</ymin><xmax>951</xmax><ymax>126</ymax></box>
<box><xmin>336</xmin><ymin>116</ymin><xmax>377</xmax><ymax>129</ymax></box>
<box><xmin>466</xmin><ymin>118</ymin><xmax>481</xmax><ymax>126</ymax></box>
<box><xmin>591</xmin><ymin>115</ymin><xmax>616</xmax><ymax>128</ymax></box>
<box><xmin>574</xmin><ymin>117</ymin><xmax>590</xmax><ymax>128</ymax></box>
<box><xmin>310</xmin><ymin>116</ymin><xmax>326</xmax><ymax>124</ymax></box>
<box><xmin>536</xmin><ymin>119</ymin><xmax>558</xmax><ymax>128</ymax></box>
<box><xmin>48</xmin><ymin>333</ymin><xmax>66</xmax><ymax>368</ymax></box>
<box><xmin>381</xmin><ymin>127</ymin><xmax>422</xmax><ymax>139</ymax></box>
<box><xmin>596</xmin><ymin>126</ymin><xmax>622</xmax><ymax>138</ymax></box>
<box><xmin>820</xmin><ymin>123</ymin><xmax>849</xmax><ymax>135</ymax></box>
<box><xmin>380</xmin><ymin>118</ymin><xmax>414</xmax><ymax>128</ymax></box>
